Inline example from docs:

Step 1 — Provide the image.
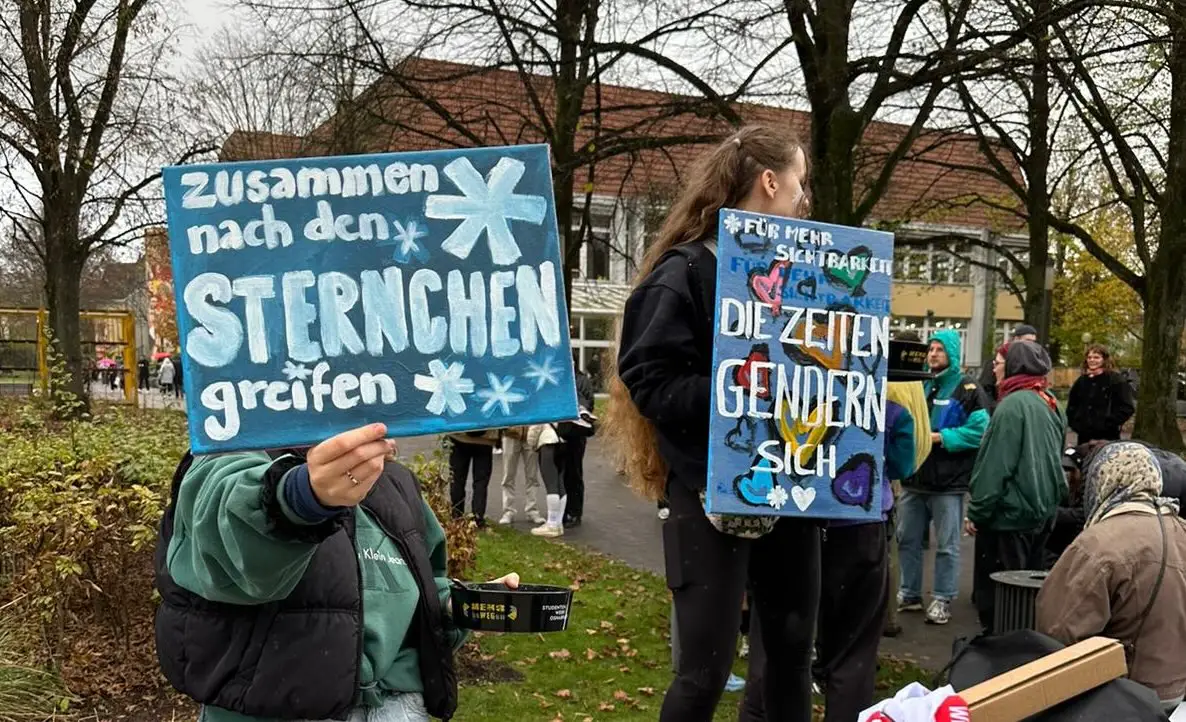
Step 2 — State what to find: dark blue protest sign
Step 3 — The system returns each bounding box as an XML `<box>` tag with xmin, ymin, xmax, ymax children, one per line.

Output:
<box><xmin>163</xmin><ymin>144</ymin><xmax>579</xmax><ymax>454</ymax></box>
<box><xmin>706</xmin><ymin>209</ymin><xmax>894</xmax><ymax>520</ymax></box>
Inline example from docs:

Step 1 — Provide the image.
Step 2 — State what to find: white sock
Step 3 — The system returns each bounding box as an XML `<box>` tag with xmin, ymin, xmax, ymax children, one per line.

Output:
<box><xmin>559</xmin><ymin>494</ymin><xmax>568</xmax><ymax>524</ymax></box>
<box><xmin>546</xmin><ymin>494</ymin><xmax>562</xmax><ymax>526</ymax></box>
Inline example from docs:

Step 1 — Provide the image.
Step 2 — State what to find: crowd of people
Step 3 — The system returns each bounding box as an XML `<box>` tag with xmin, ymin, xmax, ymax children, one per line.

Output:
<box><xmin>445</xmin><ymin>368</ymin><xmax>597</xmax><ymax>536</ymax></box>
<box><xmin>605</xmin><ymin>123</ymin><xmax>1186</xmax><ymax>721</ymax></box>
<box><xmin>150</xmin><ymin>122</ymin><xmax>1185</xmax><ymax>722</ymax></box>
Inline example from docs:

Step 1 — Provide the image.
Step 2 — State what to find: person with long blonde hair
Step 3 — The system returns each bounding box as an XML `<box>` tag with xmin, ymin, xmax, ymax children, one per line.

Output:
<box><xmin>606</xmin><ymin>124</ymin><xmax>814</xmax><ymax>722</ymax></box>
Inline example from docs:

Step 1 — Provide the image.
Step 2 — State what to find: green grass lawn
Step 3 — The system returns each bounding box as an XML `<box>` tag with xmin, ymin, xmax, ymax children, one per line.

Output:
<box><xmin>457</xmin><ymin>527</ymin><xmax>928</xmax><ymax>721</ymax></box>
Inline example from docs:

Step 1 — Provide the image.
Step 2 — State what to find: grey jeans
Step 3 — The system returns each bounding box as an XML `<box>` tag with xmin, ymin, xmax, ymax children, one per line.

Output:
<box><xmin>199</xmin><ymin>694</ymin><xmax>429</xmax><ymax>722</ymax></box>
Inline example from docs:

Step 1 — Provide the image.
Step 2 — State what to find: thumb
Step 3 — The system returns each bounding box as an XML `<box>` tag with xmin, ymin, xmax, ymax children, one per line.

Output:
<box><xmin>490</xmin><ymin>572</ymin><xmax>520</xmax><ymax>589</ymax></box>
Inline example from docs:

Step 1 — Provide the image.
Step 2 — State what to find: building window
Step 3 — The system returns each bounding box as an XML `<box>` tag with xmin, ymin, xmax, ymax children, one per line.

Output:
<box><xmin>893</xmin><ymin>242</ymin><xmax>971</xmax><ymax>285</ymax></box>
<box><xmin>569</xmin><ymin>313</ymin><xmax>615</xmax><ymax>393</ymax></box>
<box><xmin>890</xmin><ymin>315</ymin><xmax>969</xmax><ymax>352</ymax></box>
<box><xmin>574</xmin><ymin>201</ymin><xmax>615</xmax><ymax>281</ymax></box>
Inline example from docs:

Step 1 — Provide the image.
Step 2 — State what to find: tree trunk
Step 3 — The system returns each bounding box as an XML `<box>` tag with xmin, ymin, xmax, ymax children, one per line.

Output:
<box><xmin>1133</xmin><ymin>6</ymin><xmax>1186</xmax><ymax>450</ymax></box>
<box><xmin>42</xmin><ymin>246</ymin><xmax>89</xmax><ymax>411</ymax></box>
<box><xmin>552</xmin><ymin>0</ymin><xmax>593</xmax><ymax>312</ymax></box>
<box><xmin>1133</xmin><ymin>257</ymin><xmax>1186</xmax><ymax>450</ymax></box>
<box><xmin>1024</xmin><ymin>0</ymin><xmax>1052</xmax><ymax>342</ymax></box>
<box><xmin>809</xmin><ymin>108</ymin><xmax>860</xmax><ymax>225</ymax></box>
<box><xmin>554</xmin><ymin>166</ymin><xmax>579</xmax><ymax>311</ymax></box>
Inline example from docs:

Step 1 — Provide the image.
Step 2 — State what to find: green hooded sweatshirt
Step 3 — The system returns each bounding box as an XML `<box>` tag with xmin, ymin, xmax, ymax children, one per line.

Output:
<box><xmin>904</xmin><ymin>329</ymin><xmax>991</xmax><ymax>494</ymax></box>
<box><xmin>165</xmin><ymin>453</ymin><xmax>465</xmax><ymax>722</ymax></box>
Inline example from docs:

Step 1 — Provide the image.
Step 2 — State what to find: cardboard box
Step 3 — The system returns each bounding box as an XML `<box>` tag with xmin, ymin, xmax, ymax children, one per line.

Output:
<box><xmin>962</xmin><ymin>637</ymin><xmax>1127</xmax><ymax>721</ymax></box>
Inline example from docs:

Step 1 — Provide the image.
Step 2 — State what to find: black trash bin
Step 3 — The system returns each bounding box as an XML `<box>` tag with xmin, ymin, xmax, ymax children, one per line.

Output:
<box><xmin>992</xmin><ymin>569</ymin><xmax>1048</xmax><ymax>634</ymax></box>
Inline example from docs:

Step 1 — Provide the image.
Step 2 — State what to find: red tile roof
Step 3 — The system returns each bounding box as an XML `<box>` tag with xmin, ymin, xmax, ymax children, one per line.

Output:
<box><xmin>221</xmin><ymin>57</ymin><xmax>1021</xmax><ymax>231</ymax></box>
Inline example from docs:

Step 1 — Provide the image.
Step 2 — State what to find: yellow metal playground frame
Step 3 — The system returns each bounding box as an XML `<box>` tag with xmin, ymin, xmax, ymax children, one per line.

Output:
<box><xmin>0</xmin><ymin>307</ymin><xmax>138</xmax><ymax>404</ymax></box>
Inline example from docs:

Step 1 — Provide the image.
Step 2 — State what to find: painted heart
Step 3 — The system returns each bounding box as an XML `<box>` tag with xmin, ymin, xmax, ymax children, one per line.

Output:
<box><xmin>735</xmin><ymin>344</ymin><xmax>772</xmax><ymax>400</ymax></box>
<box><xmin>822</xmin><ymin>246</ymin><xmax>873</xmax><ymax>297</ymax></box>
<box><xmin>791</xmin><ymin>484</ymin><xmax>816</xmax><ymax>512</ymax></box>
<box><xmin>736</xmin><ymin>230</ymin><xmax>771</xmax><ymax>252</ymax></box>
<box><xmin>735</xmin><ymin>456</ymin><xmax>778</xmax><ymax>506</ymax></box>
<box><xmin>724</xmin><ymin>417</ymin><xmax>758</xmax><ymax>455</ymax></box>
<box><xmin>832</xmin><ymin>453</ymin><xmax>877</xmax><ymax>509</ymax></box>
<box><xmin>750</xmin><ymin>260</ymin><xmax>790</xmax><ymax>314</ymax></box>
<box><xmin>795</xmin><ymin>275</ymin><xmax>818</xmax><ymax>301</ymax></box>
<box><xmin>776</xmin><ymin>399</ymin><xmax>837</xmax><ymax>474</ymax></box>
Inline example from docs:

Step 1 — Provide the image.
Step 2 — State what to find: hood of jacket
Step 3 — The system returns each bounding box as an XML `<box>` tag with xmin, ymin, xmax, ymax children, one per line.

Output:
<box><xmin>925</xmin><ymin>329</ymin><xmax>964</xmax><ymax>399</ymax></box>
<box><xmin>1004</xmin><ymin>340</ymin><xmax>1053</xmax><ymax>378</ymax></box>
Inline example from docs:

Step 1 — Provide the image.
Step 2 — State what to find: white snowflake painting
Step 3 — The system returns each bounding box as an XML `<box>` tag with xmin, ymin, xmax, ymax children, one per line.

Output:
<box><xmin>413</xmin><ymin>360</ymin><xmax>475</xmax><ymax>416</ymax></box>
<box><xmin>523</xmin><ymin>354</ymin><xmax>561</xmax><ymax>391</ymax></box>
<box><xmin>425</xmin><ymin>156</ymin><xmax>548</xmax><ymax>266</ymax></box>
<box><xmin>475</xmin><ymin>373</ymin><xmax>529</xmax><ymax>417</ymax></box>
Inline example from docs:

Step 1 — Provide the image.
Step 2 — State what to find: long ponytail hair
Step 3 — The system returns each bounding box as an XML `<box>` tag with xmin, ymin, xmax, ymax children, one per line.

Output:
<box><xmin>605</xmin><ymin>124</ymin><xmax>809</xmax><ymax>501</ymax></box>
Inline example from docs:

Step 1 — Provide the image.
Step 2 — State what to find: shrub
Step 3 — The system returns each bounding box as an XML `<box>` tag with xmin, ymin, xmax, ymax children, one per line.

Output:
<box><xmin>0</xmin><ymin>612</ymin><xmax>72</xmax><ymax>721</ymax></box>
<box><xmin>0</xmin><ymin>400</ymin><xmax>188</xmax><ymax>698</ymax></box>
<box><xmin>408</xmin><ymin>440</ymin><xmax>478</xmax><ymax>580</ymax></box>
<box><xmin>0</xmin><ymin>397</ymin><xmax>479</xmax><ymax>706</ymax></box>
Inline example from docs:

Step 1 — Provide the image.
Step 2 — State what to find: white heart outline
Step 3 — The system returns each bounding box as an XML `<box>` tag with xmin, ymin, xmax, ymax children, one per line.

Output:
<box><xmin>790</xmin><ymin>485</ymin><xmax>816</xmax><ymax>512</ymax></box>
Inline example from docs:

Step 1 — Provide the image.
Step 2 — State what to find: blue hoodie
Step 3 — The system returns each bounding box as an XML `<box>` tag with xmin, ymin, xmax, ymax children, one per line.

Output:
<box><xmin>903</xmin><ymin>329</ymin><xmax>991</xmax><ymax>493</ymax></box>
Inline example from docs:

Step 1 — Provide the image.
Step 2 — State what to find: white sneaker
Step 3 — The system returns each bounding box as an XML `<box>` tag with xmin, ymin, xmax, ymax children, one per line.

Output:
<box><xmin>531</xmin><ymin>523</ymin><xmax>564</xmax><ymax>538</ymax></box>
<box><xmin>926</xmin><ymin>598</ymin><xmax>952</xmax><ymax>625</ymax></box>
<box><xmin>657</xmin><ymin>507</ymin><xmax>670</xmax><ymax>521</ymax></box>
<box><xmin>498</xmin><ymin>512</ymin><xmax>515</xmax><ymax>525</ymax></box>
<box><xmin>527</xmin><ymin>511</ymin><xmax>546</xmax><ymax>525</ymax></box>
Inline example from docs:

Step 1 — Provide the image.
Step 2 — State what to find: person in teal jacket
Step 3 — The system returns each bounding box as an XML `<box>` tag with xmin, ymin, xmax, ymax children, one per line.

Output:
<box><xmin>965</xmin><ymin>340</ymin><xmax>1067</xmax><ymax>634</ymax></box>
<box><xmin>897</xmin><ymin>329</ymin><xmax>991</xmax><ymax>626</ymax></box>
<box><xmin>154</xmin><ymin>423</ymin><xmax>518</xmax><ymax>722</ymax></box>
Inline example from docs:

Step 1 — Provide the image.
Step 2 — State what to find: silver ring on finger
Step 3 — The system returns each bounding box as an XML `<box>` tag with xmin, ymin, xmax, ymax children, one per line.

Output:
<box><xmin>344</xmin><ymin>469</ymin><xmax>360</xmax><ymax>486</ymax></box>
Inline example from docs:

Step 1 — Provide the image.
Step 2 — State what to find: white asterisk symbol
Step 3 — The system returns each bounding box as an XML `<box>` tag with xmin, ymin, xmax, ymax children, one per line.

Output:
<box><xmin>392</xmin><ymin>219</ymin><xmax>428</xmax><ymax>261</ymax></box>
<box><xmin>766</xmin><ymin>484</ymin><xmax>789</xmax><ymax>510</ymax></box>
<box><xmin>723</xmin><ymin>212</ymin><xmax>742</xmax><ymax>235</ymax></box>
<box><xmin>413</xmin><ymin>360</ymin><xmax>475</xmax><ymax>416</ymax></box>
<box><xmin>475</xmin><ymin>373</ymin><xmax>529</xmax><ymax>417</ymax></box>
<box><xmin>282</xmin><ymin>361</ymin><xmax>312</xmax><ymax>381</ymax></box>
<box><xmin>523</xmin><ymin>355</ymin><xmax>561</xmax><ymax>391</ymax></box>
<box><xmin>425</xmin><ymin>156</ymin><xmax>547</xmax><ymax>265</ymax></box>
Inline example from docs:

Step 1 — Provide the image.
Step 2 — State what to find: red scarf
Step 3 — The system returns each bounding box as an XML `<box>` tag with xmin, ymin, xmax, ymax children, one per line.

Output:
<box><xmin>998</xmin><ymin>374</ymin><xmax>1056</xmax><ymax>411</ymax></box>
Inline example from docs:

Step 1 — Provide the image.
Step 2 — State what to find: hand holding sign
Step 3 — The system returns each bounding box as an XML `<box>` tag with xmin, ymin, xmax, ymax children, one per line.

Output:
<box><xmin>306</xmin><ymin>423</ymin><xmax>397</xmax><ymax>507</ymax></box>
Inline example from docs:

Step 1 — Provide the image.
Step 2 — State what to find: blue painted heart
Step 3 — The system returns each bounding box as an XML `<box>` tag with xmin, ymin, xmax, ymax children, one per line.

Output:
<box><xmin>831</xmin><ymin>453</ymin><xmax>878</xmax><ymax>509</ymax></box>
<box><xmin>822</xmin><ymin>246</ymin><xmax>873</xmax><ymax>297</ymax></box>
<box><xmin>735</xmin><ymin>455</ymin><xmax>778</xmax><ymax>506</ymax></box>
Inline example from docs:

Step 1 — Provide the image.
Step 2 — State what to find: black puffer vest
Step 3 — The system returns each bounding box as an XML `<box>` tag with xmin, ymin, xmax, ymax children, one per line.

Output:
<box><xmin>154</xmin><ymin>451</ymin><xmax>458</xmax><ymax>721</ymax></box>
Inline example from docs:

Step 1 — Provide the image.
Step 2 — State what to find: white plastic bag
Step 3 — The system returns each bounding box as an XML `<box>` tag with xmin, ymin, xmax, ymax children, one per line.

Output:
<box><xmin>858</xmin><ymin>682</ymin><xmax>970</xmax><ymax>722</ymax></box>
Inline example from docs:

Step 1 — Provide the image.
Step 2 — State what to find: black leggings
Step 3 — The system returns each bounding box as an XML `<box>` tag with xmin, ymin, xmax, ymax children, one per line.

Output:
<box><xmin>661</xmin><ymin>479</ymin><xmax>820</xmax><ymax>722</ymax></box>
<box><xmin>449</xmin><ymin>442</ymin><xmax>493</xmax><ymax>522</ymax></box>
<box><xmin>540</xmin><ymin>444</ymin><xmax>566</xmax><ymax>496</ymax></box>
<box><xmin>814</xmin><ymin>523</ymin><xmax>888</xmax><ymax>722</ymax></box>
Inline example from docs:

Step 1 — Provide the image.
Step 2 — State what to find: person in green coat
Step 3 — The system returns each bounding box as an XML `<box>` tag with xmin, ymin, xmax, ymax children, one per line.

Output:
<box><xmin>155</xmin><ymin>423</ymin><xmax>518</xmax><ymax>722</ymax></box>
<box><xmin>965</xmin><ymin>340</ymin><xmax>1067</xmax><ymax>634</ymax></box>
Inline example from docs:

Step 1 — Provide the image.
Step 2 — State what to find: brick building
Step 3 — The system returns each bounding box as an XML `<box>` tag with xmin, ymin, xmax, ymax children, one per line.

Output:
<box><xmin>216</xmin><ymin>57</ymin><xmax>1029</xmax><ymax>385</ymax></box>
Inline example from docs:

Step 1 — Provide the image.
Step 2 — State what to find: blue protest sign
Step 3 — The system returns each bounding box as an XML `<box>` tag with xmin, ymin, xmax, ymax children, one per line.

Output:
<box><xmin>706</xmin><ymin>209</ymin><xmax>894</xmax><ymax>520</ymax></box>
<box><xmin>162</xmin><ymin>144</ymin><xmax>578</xmax><ymax>454</ymax></box>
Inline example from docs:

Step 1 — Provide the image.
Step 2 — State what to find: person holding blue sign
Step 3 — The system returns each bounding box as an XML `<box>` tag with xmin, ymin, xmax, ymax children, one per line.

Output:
<box><xmin>154</xmin><ymin>423</ymin><xmax>519</xmax><ymax>722</ymax></box>
<box><xmin>609</xmin><ymin>124</ymin><xmax>818</xmax><ymax>722</ymax></box>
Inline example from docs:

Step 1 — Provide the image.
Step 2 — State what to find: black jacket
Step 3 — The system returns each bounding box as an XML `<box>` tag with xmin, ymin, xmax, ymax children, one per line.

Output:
<box><xmin>1066</xmin><ymin>371</ymin><xmax>1135</xmax><ymax>444</ymax></box>
<box><xmin>575</xmin><ymin>371</ymin><xmax>596</xmax><ymax>410</ymax></box>
<box><xmin>154</xmin><ymin>452</ymin><xmax>457</xmax><ymax>721</ymax></box>
<box><xmin>617</xmin><ymin>242</ymin><xmax>715</xmax><ymax>492</ymax></box>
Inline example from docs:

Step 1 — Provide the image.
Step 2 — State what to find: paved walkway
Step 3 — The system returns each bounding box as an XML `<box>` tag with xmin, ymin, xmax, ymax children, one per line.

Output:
<box><xmin>399</xmin><ymin>435</ymin><xmax>979</xmax><ymax>671</ymax></box>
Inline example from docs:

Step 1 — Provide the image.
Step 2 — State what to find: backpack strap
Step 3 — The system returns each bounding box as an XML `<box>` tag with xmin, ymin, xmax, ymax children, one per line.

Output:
<box><xmin>666</xmin><ymin>241</ymin><xmax>717</xmax><ymax>349</ymax></box>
